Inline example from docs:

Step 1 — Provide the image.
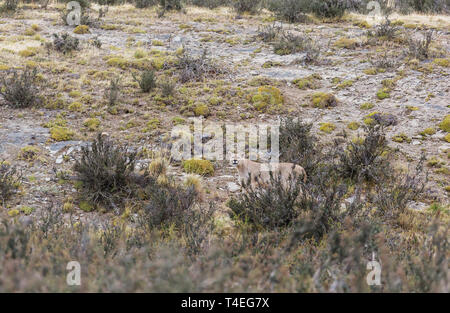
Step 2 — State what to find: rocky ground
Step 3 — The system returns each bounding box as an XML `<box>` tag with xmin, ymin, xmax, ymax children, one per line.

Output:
<box><xmin>0</xmin><ymin>3</ymin><xmax>449</xmax><ymax>222</ymax></box>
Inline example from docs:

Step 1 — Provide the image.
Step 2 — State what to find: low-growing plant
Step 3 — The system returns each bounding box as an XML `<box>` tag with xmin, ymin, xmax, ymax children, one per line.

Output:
<box><xmin>407</xmin><ymin>30</ymin><xmax>433</xmax><ymax>60</ymax></box>
<box><xmin>105</xmin><ymin>76</ymin><xmax>121</xmax><ymax>106</ymax></box>
<box><xmin>1</xmin><ymin>0</ymin><xmax>19</xmax><ymax>12</ymax></box>
<box><xmin>256</xmin><ymin>23</ymin><xmax>282</xmax><ymax>43</ymax></box>
<box><xmin>310</xmin><ymin>0</ymin><xmax>347</xmax><ymax>19</ymax></box>
<box><xmin>176</xmin><ymin>49</ymin><xmax>223</xmax><ymax>83</ymax></box>
<box><xmin>374</xmin><ymin>154</ymin><xmax>428</xmax><ymax>220</ymax></box>
<box><xmin>367</xmin><ymin>16</ymin><xmax>399</xmax><ymax>40</ymax></box>
<box><xmin>51</xmin><ymin>33</ymin><xmax>80</xmax><ymax>54</ymax></box>
<box><xmin>160</xmin><ymin>80</ymin><xmax>176</xmax><ymax>97</ymax></box>
<box><xmin>140</xmin><ymin>181</ymin><xmax>197</xmax><ymax>228</ymax></box>
<box><xmin>135</xmin><ymin>0</ymin><xmax>157</xmax><ymax>8</ymax></box>
<box><xmin>0</xmin><ymin>162</ymin><xmax>21</xmax><ymax>206</ymax></box>
<box><xmin>232</xmin><ymin>0</ymin><xmax>261</xmax><ymax>15</ymax></box>
<box><xmin>0</xmin><ymin>68</ymin><xmax>40</xmax><ymax>108</ymax></box>
<box><xmin>157</xmin><ymin>0</ymin><xmax>183</xmax><ymax>17</ymax></box>
<box><xmin>273</xmin><ymin>31</ymin><xmax>313</xmax><ymax>55</ymax></box>
<box><xmin>268</xmin><ymin>0</ymin><xmax>310</xmax><ymax>23</ymax></box>
<box><xmin>132</xmin><ymin>70</ymin><xmax>156</xmax><ymax>93</ymax></box>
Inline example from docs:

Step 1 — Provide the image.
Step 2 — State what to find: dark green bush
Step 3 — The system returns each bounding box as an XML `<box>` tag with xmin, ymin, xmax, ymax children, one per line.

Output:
<box><xmin>1</xmin><ymin>0</ymin><xmax>19</xmax><ymax>11</ymax></box>
<box><xmin>337</xmin><ymin>126</ymin><xmax>389</xmax><ymax>183</ymax></box>
<box><xmin>140</xmin><ymin>182</ymin><xmax>197</xmax><ymax>228</ymax></box>
<box><xmin>73</xmin><ymin>134</ymin><xmax>140</xmax><ymax>210</ymax></box>
<box><xmin>135</xmin><ymin>0</ymin><xmax>156</xmax><ymax>8</ymax></box>
<box><xmin>279</xmin><ymin>117</ymin><xmax>317</xmax><ymax>173</ymax></box>
<box><xmin>232</xmin><ymin>0</ymin><xmax>261</xmax><ymax>15</ymax></box>
<box><xmin>105</xmin><ymin>76</ymin><xmax>121</xmax><ymax>106</ymax></box>
<box><xmin>0</xmin><ymin>68</ymin><xmax>40</xmax><ymax>108</ymax></box>
<box><xmin>132</xmin><ymin>70</ymin><xmax>156</xmax><ymax>93</ymax></box>
<box><xmin>158</xmin><ymin>0</ymin><xmax>184</xmax><ymax>17</ymax></box>
<box><xmin>52</xmin><ymin>33</ymin><xmax>80</xmax><ymax>54</ymax></box>
<box><xmin>189</xmin><ymin>0</ymin><xmax>227</xmax><ymax>8</ymax></box>
<box><xmin>310</xmin><ymin>0</ymin><xmax>347</xmax><ymax>18</ymax></box>
<box><xmin>228</xmin><ymin>173</ymin><xmax>304</xmax><ymax>230</ymax></box>
<box><xmin>0</xmin><ymin>162</ymin><xmax>21</xmax><ymax>205</ymax></box>
<box><xmin>374</xmin><ymin>154</ymin><xmax>428</xmax><ymax>220</ymax></box>
<box><xmin>268</xmin><ymin>0</ymin><xmax>310</xmax><ymax>23</ymax></box>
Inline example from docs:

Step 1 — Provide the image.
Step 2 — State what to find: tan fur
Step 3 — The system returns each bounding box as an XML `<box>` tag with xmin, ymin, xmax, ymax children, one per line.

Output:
<box><xmin>236</xmin><ymin>159</ymin><xmax>307</xmax><ymax>189</ymax></box>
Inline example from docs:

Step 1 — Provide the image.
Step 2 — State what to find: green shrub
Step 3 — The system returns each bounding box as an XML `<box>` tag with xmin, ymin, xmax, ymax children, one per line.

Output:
<box><xmin>268</xmin><ymin>0</ymin><xmax>310</xmax><ymax>23</ymax></box>
<box><xmin>72</xmin><ymin>134</ymin><xmax>141</xmax><ymax>210</ymax></box>
<box><xmin>310</xmin><ymin>0</ymin><xmax>347</xmax><ymax>18</ymax></box>
<box><xmin>337</xmin><ymin>126</ymin><xmax>389</xmax><ymax>182</ymax></box>
<box><xmin>135</xmin><ymin>0</ymin><xmax>157</xmax><ymax>8</ymax></box>
<box><xmin>132</xmin><ymin>70</ymin><xmax>156</xmax><ymax>93</ymax></box>
<box><xmin>232</xmin><ymin>0</ymin><xmax>261</xmax><ymax>15</ymax></box>
<box><xmin>140</xmin><ymin>182</ymin><xmax>197</xmax><ymax>228</ymax></box>
<box><xmin>1</xmin><ymin>0</ymin><xmax>19</xmax><ymax>11</ymax></box>
<box><xmin>51</xmin><ymin>33</ymin><xmax>80</xmax><ymax>54</ymax></box>
<box><xmin>0</xmin><ymin>162</ymin><xmax>21</xmax><ymax>205</ymax></box>
<box><xmin>105</xmin><ymin>76</ymin><xmax>121</xmax><ymax>106</ymax></box>
<box><xmin>228</xmin><ymin>174</ymin><xmax>304</xmax><ymax>230</ymax></box>
<box><xmin>0</xmin><ymin>68</ymin><xmax>40</xmax><ymax>108</ymax></box>
<box><xmin>182</xmin><ymin>159</ymin><xmax>214</xmax><ymax>176</ymax></box>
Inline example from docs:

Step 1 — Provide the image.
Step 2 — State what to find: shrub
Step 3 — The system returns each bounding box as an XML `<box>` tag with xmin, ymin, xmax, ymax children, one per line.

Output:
<box><xmin>268</xmin><ymin>0</ymin><xmax>310</xmax><ymax>23</ymax></box>
<box><xmin>439</xmin><ymin>115</ymin><xmax>450</xmax><ymax>132</ymax></box>
<box><xmin>135</xmin><ymin>0</ymin><xmax>157</xmax><ymax>8</ymax></box>
<box><xmin>273</xmin><ymin>32</ymin><xmax>313</xmax><ymax>55</ymax></box>
<box><xmin>367</xmin><ymin>16</ymin><xmax>399</xmax><ymax>40</ymax></box>
<box><xmin>140</xmin><ymin>181</ymin><xmax>197</xmax><ymax>228</ymax></box>
<box><xmin>407</xmin><ymin>30</ymin><xmax>433</xmax><ymax>60</ymax></box>
<box><xmin>105</xmin><ymin>76</ymin><xmax>121</xmax><ymax>106</ymax></box>
<box><xmin>310</xmin><ymin>0</ymin><xmax>347</xmax><ymax>19</ymax></box>
<box><xmin>0</xmin><ymin>162</ymin><xmax>21</xmax><ymax>205</ymax></box>
<box><xmin>158</xmin><ymin>0</ymin><xmax>183</xmax><ymax>17</ymax></box>
<box><xmin>132</xmin><ymin>70</ymin><xmax>156</xmax><ymax>93</ymax></box>
<box><xmin>0</xmin><ymin>68</ymin><xmax>40</xmax><ymax>108</ymax></box>
<box><xmin>256</xmin><ymin>23</ymin><xmax>282</xmax><ymax>43</ymax></box>
<box><xmin>176</xmin><ymin>49</ymin><xmax>223</xmax><ymax>83</ymax></box>
<box><xmin>228</xmin><ymin>173</ymin><xmax>304</xmax><ymax>230</ymax></box>
<box><xmin>189</xmin><ymin>0</ymin><xmax>227</xmax><ymax>8</ymax></box>
<box><xmin>374</xmin><ymin>154</ymin><xmax>428</xmax><ymax>220</ymax></box>
<box><xmin>337</xmin><ymin>126</ymin><xmax>389</xmax><ymax>182</ymax></box>
<box><xmin>182</xmin><ymin>159</ymin><xmax>214</xmax><ymax>176</ymax></box>
<box><xmin>311</xmin><ymin>92</ymin><xmax>338</xmax><ymax>108</ymax></box>
<box><xmin>293</xmin><ymin>165</ymin><xmax>347</xmax><ymax>240</ymax></box>
<box><xmin>232</xmin><ymin>0</ymin><xmax>261</xmax><ymax>15</ymax></box>
<box><xmin>407</xmin><ymin>0</ymin><xmax>448</xmax><ymax>13</ymax></box>
<box><xmin>73</xmin><ymin>134</ymin><xmax>140</xmax><ymax>210</ymax></box>
<box><xmin>1</xmin><ymin>0</ymin><xmax>19</xmax><ymax>11</ymax></box>
<box><xmin>279</xmin><ymin>118</ymin><xmax>316</xmax><ymax>172</ymax></box>
<box><xmin>51</xmin><ymin>33</ymin><xmax>79</xmax><ymax>54</ymax></box>
<box><xmin>160</xmin><ymin>80</ymin><xmax>176</xmax><ymax>97</ymax></box>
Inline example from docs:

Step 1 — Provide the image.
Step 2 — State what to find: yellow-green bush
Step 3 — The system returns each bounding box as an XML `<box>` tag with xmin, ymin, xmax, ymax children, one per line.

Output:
<box><xmin>182</xmin><ymin>159</ymin><xmax>214</xmax><ymax>176</ymax></box>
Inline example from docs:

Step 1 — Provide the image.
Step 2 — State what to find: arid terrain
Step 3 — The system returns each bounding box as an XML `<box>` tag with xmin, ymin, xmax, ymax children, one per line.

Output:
<box><xmin>0</xmin><ymin>0</ymin><xmax>448</xmax><ymax>293</ymax></box>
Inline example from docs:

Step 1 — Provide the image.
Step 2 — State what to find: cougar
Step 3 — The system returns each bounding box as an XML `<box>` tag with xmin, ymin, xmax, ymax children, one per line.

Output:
<box><xmin>232</xmin><ymin>159</ymin><xmax>307</xmax><ymax>189</ymax></box>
